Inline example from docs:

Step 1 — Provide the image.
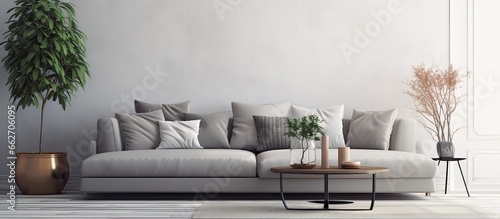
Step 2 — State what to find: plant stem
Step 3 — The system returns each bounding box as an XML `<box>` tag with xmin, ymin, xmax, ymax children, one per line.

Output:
<box><xmin>39</xmin><ymin>100</ymin><xmax>46</xmax><ymax>154</ymax></box>
<box><xmin>39</xmin><ymin>90</ymin><xmax>49</xmax><ymax>154</ymax></box>
<box><xmin>299</xmin><ymin>138</ymin><xmax>304</xmax><ymax>164</ymax></box>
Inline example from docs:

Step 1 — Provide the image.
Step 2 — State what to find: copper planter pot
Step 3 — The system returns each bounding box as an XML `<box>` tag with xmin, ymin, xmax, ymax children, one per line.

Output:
<box><xmin>15</xmin><ymin>152</ymin><xmax>69</xmax><ymax>195</ymax></box>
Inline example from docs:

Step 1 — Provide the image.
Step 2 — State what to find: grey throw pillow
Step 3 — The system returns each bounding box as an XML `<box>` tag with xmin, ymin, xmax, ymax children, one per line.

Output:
<box><xmin>291</xmin><ymin>104</ymin><xmax>345</xmax><ymax>148</ymax></box>
<box><xmin>157</xmin><ymin>120</ymin><xmax>203</xmax><ymax>149</ymax></box>
<box><xmin>230</xmin><ymin>102</ymin><xmax>291</xmax><ymax>151</ymax></box>
<box><xmin>134</xmin><ymin>100</ymin><xmax>190</xmax><ymax>121</ymax></box>
<box><xmin>184</xmin><ymin>111</ymin><xmax>232</xmax><ymax>149</ymax></box>
<box><xmin>253</xmin><ymin>116</ymin><xmax>291</xmax><ymax>152</ymax></box>
<box><xmin>346</xmin><ymin>109</ymin><xmax>397</xmax><ymax>150</ymax></box>
<box><xmin>115</xmin><ymin>110</ymin><xmax>165</xmax><ymax>150</ymax></box>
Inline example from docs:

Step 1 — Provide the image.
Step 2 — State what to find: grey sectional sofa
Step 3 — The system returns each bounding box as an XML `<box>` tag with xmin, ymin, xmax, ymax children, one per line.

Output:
<box><xmin>81</xmin><ymin>118</ymin><xmax>437</xmax><ymax>194</ymax></box>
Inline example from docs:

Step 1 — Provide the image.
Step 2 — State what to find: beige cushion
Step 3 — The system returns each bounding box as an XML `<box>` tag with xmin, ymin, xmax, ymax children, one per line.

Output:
<box><xmin>291</xmin><ymin>105</ymin><xmax>345</xmax><ymax>148</ymax></box>
<box><xmin>134</xmin><ymin>100</ymin><xmax>190</xmax><ymax>121</ymax></box>
<box><xmin>347</xmin><ymin>109</ymin><xmax>397</xmax><ymax>150</ymax></box>
<box><xmin>230</xmin><ymin>102</ymin><xmax>291</xmax><ymax>151</ymax></box>
<box><xmin>115</xmin><ymin>110</ymin><xmax>165</xmax><ymax>150</ymax></box>
<box><xmin>157</xmin><ymin>120</ymin><xmax>202</xmax><ymax>149</ymax></box>
<box><xmin>82</xmin><ymin>149</ymin><xmax>257</xmax><ymax>177</ymax></box>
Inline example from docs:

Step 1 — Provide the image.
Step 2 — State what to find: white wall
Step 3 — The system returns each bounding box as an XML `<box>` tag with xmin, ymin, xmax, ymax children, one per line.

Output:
<box><xmin>0</xmin><ymin>0</ymin><xmax>449</xmax><ymax>176</ymax></box>
<box><xmin>450</xmin><ymin>0</ymin><xmax>500</xmax><ymax>192</ymax></box>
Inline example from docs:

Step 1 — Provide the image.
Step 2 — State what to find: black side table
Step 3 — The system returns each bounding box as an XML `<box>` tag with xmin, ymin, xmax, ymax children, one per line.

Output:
<box><xmin>432</xmin><ymin>157</ymin><xmax>470</xmax><ymax>197</ymax></box>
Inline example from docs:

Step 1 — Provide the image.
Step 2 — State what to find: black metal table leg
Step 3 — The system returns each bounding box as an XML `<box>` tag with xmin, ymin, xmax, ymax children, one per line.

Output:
<box><xmin>279</xmin><ymin>173</ymin><xmax>289</xmax><ymax>210</ymax></box>
<box><xmin>445</xmin><ymin>161</ymin><xmax>449</xmax><ymax>194</ymax></box>
<box><xmin>278</xmin><ymin>172</ymin><xmax>376</xmax><ymax>211</ymax></box>
<box><xmin>370</xmin><ymin>173</ymin><xmax>376</xmax><ymax>210</ymax></box>
<box><xmin>432</xmin><ymin>157</ymin><xmax>470</xmax><ymax>197</ymax></box>
<box><xmin>456</xmin><ymin>161</ymin><xmax>471</xmax><ymax>197</ymax></box>
<box><xmin>324</xmin><ymin>174</ymin><xmax>329</xmax><ymax>209</ymax></box>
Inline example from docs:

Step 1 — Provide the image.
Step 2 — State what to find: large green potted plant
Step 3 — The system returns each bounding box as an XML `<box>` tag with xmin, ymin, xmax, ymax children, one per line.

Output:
<box><xmin>285</xmin><ymin>115</ymin><xmax>325</xmax><ymax>169</ymax></box>
<box><xmin>1</xmin><ymin>0</ymin><xmax>90</xmax><ymax>194</ymax></box>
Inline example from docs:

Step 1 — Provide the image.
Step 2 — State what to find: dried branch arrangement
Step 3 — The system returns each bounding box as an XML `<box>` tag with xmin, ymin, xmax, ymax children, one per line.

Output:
<box><xmin>403</xmin><ymin>63</ymin><xmax>468</xmax><ymax>142</ymax></box>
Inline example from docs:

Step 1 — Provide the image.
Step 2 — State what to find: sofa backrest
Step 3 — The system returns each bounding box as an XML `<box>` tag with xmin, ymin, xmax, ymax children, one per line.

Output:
<box><xmin>94</xmin><ymin>117</ymin><xmax>416</xmax><ymax>154</ymax></box>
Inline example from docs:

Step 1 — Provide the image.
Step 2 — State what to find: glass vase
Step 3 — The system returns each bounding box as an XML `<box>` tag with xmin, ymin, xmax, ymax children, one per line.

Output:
<box><xmin>289</xmin><ymin>139</ymin><xmax>316</xmax><ymax>169</ymax></box>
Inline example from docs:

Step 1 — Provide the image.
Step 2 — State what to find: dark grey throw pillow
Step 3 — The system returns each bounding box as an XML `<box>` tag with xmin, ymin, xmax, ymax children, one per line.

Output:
<box><xmin>253</xmin><ymin>116</ymin><xmax>291</xmax><ymax>152</ymax></box>
<box><xmin>184</xmin><ymin>111</ymin><xmax>232</xmax><ymax>149</ymax></box>
<box><xmin>115</xmin><ymin>110</ymin><xmax>165</xmax><ymax>150</ymax></box>
<box><xmin>134</xmin><ymin>100</ymin><xmax>190</xmax><ymax>121</ymax></box>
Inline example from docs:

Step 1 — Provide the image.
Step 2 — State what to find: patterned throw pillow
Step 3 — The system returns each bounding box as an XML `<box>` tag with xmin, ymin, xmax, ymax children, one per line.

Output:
<box><xmin>230</xmin><ymin>102</ymin><xmax>291</xmax><ymax>151</ymax></box>
<box><xmin>253</xmin><ymin>116</ymin><xmax>291</xmax><ymax>152</ymax></box>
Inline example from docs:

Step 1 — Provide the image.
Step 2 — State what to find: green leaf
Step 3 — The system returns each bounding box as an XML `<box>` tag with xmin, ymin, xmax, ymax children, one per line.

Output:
<box><xmin>34</xmin><ymin>58</ymin><xmax>40</xmax><ymax>69</ymax></box>
<box><xmin>54</xmin><ymin>40</ymin><xmax>61</xmax><ymax>52</ymax></box>
<box><xmin>2</xmin><ymin>0</ymin><xmax>90</xmax><ymax>121</ymax></box>
<box><xmin>27</xmin><ymin>51</ymin><xmax>36</xmax><ymax>61</ymax></box>
<box><xmin>284</xmin><ymin>115</ymin><xmax>324</xmax><ymax>140</ymax></box>
<box><xmin>32</xmin><ymin>95</ymin><xmax>39</xmax><ymax>108</ymax></box>
<box><xmin>37</xmin><ymin>33</ymin><xmax>43</xmax><ymax>43</ymax></box>
<box><xmin>48</xmin><ymin>18</ymin><xmax>53</xmax><ymax>30</ymax></box>
<box><xmin>61</xmin><ymin>44</ymin><xmax>67</xmax><ymax>55</ymax></box>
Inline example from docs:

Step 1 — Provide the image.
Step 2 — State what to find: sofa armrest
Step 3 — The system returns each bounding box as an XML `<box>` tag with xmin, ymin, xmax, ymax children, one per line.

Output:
<box><xmin>90</xmin><ymin>140</ymin><xmax>97</xmax><ymax>155</ymax></box>
<box><xmin>389</xmin><ymin>118</ymin><xmax>416</xmax><ymax>153</ymax></box>
<box><xmin>96</xmin><ymin>117</ymin><xmax>124</xmax><ymax>153</ymax></box>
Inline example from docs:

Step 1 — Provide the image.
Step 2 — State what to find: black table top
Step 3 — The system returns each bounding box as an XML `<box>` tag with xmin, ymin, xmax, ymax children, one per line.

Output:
<box><xmin>432</xmin><ymin>157</ymin><xmax>466</xmax><ymax>161</ymax></box>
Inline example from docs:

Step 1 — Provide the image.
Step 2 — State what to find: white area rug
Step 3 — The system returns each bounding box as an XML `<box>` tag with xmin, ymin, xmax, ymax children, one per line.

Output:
<box><xmin>193</xmin><ymin>200</ymin><xmax>500</xmax><ymax>218</ymax></box>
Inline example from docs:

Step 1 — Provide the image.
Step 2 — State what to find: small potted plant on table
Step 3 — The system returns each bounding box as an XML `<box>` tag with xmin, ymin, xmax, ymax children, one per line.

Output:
<box><xmin>285</xmin><ymin>115</ymin><xmax>325</xmax><ymax>169</ymax></box>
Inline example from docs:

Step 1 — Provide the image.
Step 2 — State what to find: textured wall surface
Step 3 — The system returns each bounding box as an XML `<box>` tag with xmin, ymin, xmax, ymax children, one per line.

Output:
<box><xmin>0</xmin><ymin>0</ymin><xmax>449</xmax><ymax>175</ymax></box>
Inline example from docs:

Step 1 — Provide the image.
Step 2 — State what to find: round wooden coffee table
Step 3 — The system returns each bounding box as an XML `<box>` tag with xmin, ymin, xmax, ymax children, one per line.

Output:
<box><xmin>271</xmin><ymin>166</ymin><xmax>389</xmax><ymax>210</ymax></box>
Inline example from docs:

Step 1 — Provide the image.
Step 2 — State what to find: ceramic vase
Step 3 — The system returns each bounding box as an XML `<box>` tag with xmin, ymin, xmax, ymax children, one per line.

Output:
<box><xmin>15</xmin><ymin>152</ymin><xmax>69</xmax><ymax>194</ymax></box>
<box><xmin>437</xmin><ymin>142</ymin><xmax>455</xmax><ymax>158</ymax></box>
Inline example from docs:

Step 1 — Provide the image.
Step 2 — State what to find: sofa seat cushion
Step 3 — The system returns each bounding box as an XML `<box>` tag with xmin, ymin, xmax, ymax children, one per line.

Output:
<box><xmin>257</xmin><ymin>149</ymin><xmax>437</xmax><ymax>179</ymax></box>
<box><xmin>82</xmin><ymin>149</ymin><xmax>256</xmax><ymax>177</ymax></box>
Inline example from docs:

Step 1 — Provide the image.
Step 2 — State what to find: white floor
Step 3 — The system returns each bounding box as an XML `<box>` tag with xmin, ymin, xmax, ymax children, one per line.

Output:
<box><xmin>1</xmin><ymin>191</ymin><xmax>499</xmax><ymax>218</ymax></box>
<box><xmin>433</xmin><ymin>191</ymin><xmax>500</xmax><ymax>216</ymax></box>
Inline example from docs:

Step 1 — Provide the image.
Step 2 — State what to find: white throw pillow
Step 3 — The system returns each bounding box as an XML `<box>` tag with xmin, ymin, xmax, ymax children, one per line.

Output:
<box><xmin>346</xmin><ymin>109</ymin><xmax>397</xmax><ymax>150</ymax></box>
<box><xmin>157</xmin><ymin>120</ymin><xmax>203</xmax><ymax>149</ymax></box>
<box><xmin>291</xmin><ymin>105</ymin><xmax>345</xmax><ymax>148</ymax></box>
<box><xmin>230</xmin><ymin>102</ymin><xmax>291</xmax><ymax>151</ymax></box>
